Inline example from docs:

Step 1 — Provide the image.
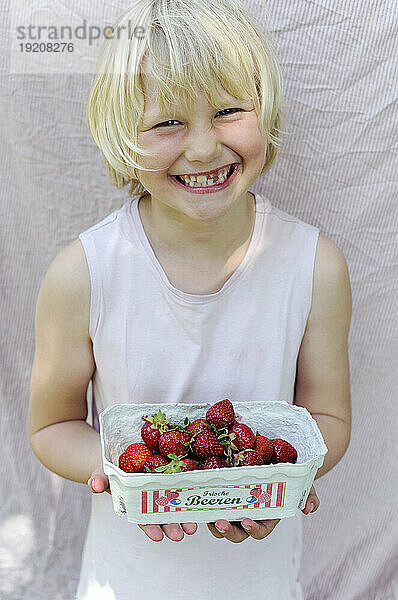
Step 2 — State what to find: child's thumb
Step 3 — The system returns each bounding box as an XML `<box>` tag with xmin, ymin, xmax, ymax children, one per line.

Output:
<box><xmin>302</xmin><ymin>484</ymin><xmax>319</xmax><ymax>514</ymax></box>
<box><xmin>88</xmin><ymin>471</ymin><xmax>110</xmax><ymax>494</ymax></box>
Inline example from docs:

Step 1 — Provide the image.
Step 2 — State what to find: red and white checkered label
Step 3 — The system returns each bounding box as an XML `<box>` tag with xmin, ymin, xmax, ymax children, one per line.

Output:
<box><xmin>141</xmin><ymin>482</ymin><xmax>286</xmax><ymax>514</ymax></box>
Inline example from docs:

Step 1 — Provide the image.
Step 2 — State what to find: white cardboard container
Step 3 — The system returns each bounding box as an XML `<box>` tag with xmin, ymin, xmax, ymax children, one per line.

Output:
<box><xmin>99</xmin><ymin>401</ymin><xmax>328</xmax><ymax>524</ymax></box>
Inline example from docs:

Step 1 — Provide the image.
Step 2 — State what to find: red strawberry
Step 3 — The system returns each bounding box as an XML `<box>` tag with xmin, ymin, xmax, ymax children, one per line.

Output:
<box><xmin>234</xmin><ymin>449</ymin><xmax>263</xmax><ymax>466</ymax></box>
<box><xmin>205</xmin><ymin>399</ymin><xmax>235</xmax><ymax>429</ymax></box>
<box><xmin>250</xmin><ymin>487</ymin><xmax>262</xmax><ymax>498</ymax></box>
<box><xmin>180</xmin><ymin>458</ymin><xmax>199</xmax><ymax>472</ymax></box>
<box><xmin>158</xmin><ymin>430</ymin><xmax>191</xmax><ymax>458</ymax></box>
<box><xmin>119</xmin><ymin>443</ymin><xmax>153</xmax><ymax>473</ymax></box>
<box><xmin>141</xmin><ymin>421</ymin><xmax>162</xmax><ymax>451</ymax></box>
<box><xmin>201</xmin><ymin>456</ymin><xmax>229</xmax><ymax>470</ymax></box>
<box><xmin>141</xmin><ymin>409</ymin><xmax>170</xmax><ymax>450</ymax></box>
<box><xmin>143</xmin><ymin>454</ymin><xmax>170</xmax><ymax>472</ymax></box>
<box><xmin>255</xmin><ymin>434</ymin><xmax>274</xmax><ymax>464</ymax></box>
<box><xmin>153</xmin><ymin>454</ymin><xmax>199</xmax><ymax>473</ymax></box>
<box><xmin>272</xmin><ymin>439</ymin><xmax>297</xmax><ymax>463</ymax></box>
<box><xmin>185</xmin><ymin>418</ymin><xmax>209</xmax><ymax>437</ymax></box>
<box><xmin>191</xmin><ymin>430</ymin><xmax>225</xmax><ymax>459</ymax></box>
<box><xmin>229</xmin><ymin>422</ymin><xmax>255</xmax><ymax>451</ymax></box>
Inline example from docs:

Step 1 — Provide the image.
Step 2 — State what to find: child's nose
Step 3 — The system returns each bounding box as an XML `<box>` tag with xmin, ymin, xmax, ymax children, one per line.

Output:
<box><xmin>184</xmin><ymin>127</ymin><xmax>222</xmax><ymax>164</ymax></box>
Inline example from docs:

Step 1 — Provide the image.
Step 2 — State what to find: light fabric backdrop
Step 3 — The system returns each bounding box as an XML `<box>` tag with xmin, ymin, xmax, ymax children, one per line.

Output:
<box><xmin>1</xmin><ymin>1</ymin><xmax>397</xmax><ymax>598</ymax></box>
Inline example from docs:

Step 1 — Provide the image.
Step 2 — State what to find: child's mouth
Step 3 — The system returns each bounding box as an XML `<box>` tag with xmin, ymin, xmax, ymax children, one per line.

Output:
<box><xmin>170</xmin><ymin>163</ymin><xmax>240</xmax><ymax>194</ymax></box>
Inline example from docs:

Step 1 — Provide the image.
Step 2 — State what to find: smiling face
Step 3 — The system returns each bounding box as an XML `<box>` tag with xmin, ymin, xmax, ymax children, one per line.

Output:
<box><xmin>135</xmin><ymin>74</ymin><xmax>267</xmax><ymax>222</ymax></box>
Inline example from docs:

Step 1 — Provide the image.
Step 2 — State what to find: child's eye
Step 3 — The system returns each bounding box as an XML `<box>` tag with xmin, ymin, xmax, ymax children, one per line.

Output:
<box><xmin>153</xmin><ymin>119</ymin><xmax>181</xmax><ymax>128</ymax></box>
<box><xmin>153</xmin><ymin>108</ymin><xmax>243</xmax><ymax>129</ymax></box>
<box><xmin>217</xmin><ymin>108</ymin><xmax>243</xmax><ymax>117</ymax></box>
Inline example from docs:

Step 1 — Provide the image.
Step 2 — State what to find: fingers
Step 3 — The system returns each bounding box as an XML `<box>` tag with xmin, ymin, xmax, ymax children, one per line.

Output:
<box><xmin>207</xmin><ymin>518</ymin><xmax>281</xmax><ymax>542</ymax></box>
<box><xmin>208</xmin><ymin>520</ymin><xmax>249</xmax><ymax>543</ymax></box>
<box><xmin>138</xmin><ymin>524</ymin><xmax>165</xmax><ymax>542</ymax></box>
<box><xmin>162</xmin><ymin>523</ymin><xmax>185</xmax><ymax>542</ymax></box>
<box><xmin>207</xmin><ymin>522</ymin><xmax>226</xmax><ymax>539</ymax></box>
<box><xmin>302</xmin><ymin>484</ymin><xmax>320</xmax><ymax>515</ymax></box>
<box><xmin>181</xmin><ymin>522</ymin><xmax>198</xmax><ymax>535</ymax></box>
<box><xmin>138</xmin><ymin>522</ymin><xmax>198</xmax><ymax>542</ymax></box>
<box><xmin>87</xmin><ymin>472</ymin><xmax>111</xmax><ymax>495</ymax></box>
<box><xmin>241</xmin><ymin>518</ymin><xmax>281</xmax><ymax>540</ymax></box>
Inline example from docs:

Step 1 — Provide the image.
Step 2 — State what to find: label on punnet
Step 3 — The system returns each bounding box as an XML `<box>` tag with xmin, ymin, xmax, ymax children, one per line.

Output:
<box><xmin>141</xmin><ymin>482</ymin><xmax>286</xmax><ymax>513</ymax></box>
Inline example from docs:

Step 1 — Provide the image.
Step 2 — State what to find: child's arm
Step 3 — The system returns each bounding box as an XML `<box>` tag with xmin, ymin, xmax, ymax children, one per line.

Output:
<box><xmin>28</xmin><ymin>240</ymin><xmax>102</xmax><ymax>484</ymax></box>
<box><xmin>293</xmin><ymin>233</ymin><xmax>352</xmax><ymax>478</ymax></box>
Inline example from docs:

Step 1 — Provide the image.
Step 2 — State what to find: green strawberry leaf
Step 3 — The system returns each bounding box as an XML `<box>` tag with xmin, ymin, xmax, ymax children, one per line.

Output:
<box><xmin>154</xmin><ymin>464</ymin><xmax>168</xmax><ymax>472</ymax></box>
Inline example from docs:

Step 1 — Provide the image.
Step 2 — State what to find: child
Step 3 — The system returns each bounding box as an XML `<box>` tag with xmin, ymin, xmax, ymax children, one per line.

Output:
<box><xmin>28</xmin><ymin>0</ymin><xmax>352</xmax><ymax>598</ymax></box>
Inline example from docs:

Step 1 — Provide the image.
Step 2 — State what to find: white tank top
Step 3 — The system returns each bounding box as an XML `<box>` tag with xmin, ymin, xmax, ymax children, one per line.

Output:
<box><xmin>76</xmin><ymin>191</ymin><xmax>319</xmax><ymax>600</ymax></box>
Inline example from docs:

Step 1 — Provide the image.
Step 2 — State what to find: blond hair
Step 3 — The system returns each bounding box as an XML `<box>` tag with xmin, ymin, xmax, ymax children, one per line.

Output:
<box><xmin>87</xmin><ymin>0</ymin><xmax>285</xmax><ymax>197</ymax></box>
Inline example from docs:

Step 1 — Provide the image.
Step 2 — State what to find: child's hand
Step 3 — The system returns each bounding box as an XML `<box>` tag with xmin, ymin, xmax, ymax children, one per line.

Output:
<box><xmin>207</xmin><ymin>484</ymin><xmax>319</xmax><ymax>543</ymax></box>
<box><xmin>87</xmin><ymin>470</ymin><xmax>111</xmax><ymax>495</ymax></box>
<box><xmin>86</xmin><ymin>474</ymin><xmax>198</xmax><ymax>540</ymax></box>
<box><xmin>137</xmin><ymin>523</ymin><xmax>198</xmax><ymax>542</ymax></box>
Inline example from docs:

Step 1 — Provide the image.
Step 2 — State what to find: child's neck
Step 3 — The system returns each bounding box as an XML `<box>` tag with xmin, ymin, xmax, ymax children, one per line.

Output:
<box><xmin>138</xmin><ymin>192</ymin><xmax>256</xmax><ymax>268</ymax></box>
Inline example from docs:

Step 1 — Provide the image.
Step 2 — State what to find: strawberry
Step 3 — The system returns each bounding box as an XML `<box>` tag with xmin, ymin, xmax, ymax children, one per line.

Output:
<box><xmin>180</xmin><ymin>458</ymin><xmax>199</xmax><ymax>472</ymax></box>
<box><xmin>141</xmin><ymin>409</ymin><xmax>170</xmax><ymax>451</ymax></box>
<box><xmin>228</xmin><ymin>422</ymin><xmax>255</xmax><ymax>451</ymax></box>
<box><xmin>119</xmin><ymin>443</ymin><xmax>153</xmax><ymax>473</ymax></box>
<box><xmin>185</xmin><ymin>418</ymin><xmax>209</xmax><ymax>437</ymax></box>
<box><xmin>143</xmin><ymin>454</ymin><xmax>170</xmax><ymax>472</ymax></box>
<box><xmin>141</xmin><ymin>421</ymin><xmax>162</xmax><ymax>451</ymax></box>
<box><xmin>271</xmin><ymin>439</ymin><xmax>297</xmax><ymax>463</ymax></box>
<box><xmin>255</xmin><ymin>433</ymin><xmax>274</xmax><ymax>464</ymax></box>
<box><xmin>153</xmin><ymin>454</ymin><xmax>199</xmax><ymax>473</ymax></box>
<box><xmin>158</xmin><ymin>430</ymin><xmax>191</xmax><ymax>458</ymax></box>
<box><xmin>233</xmin><ymin>449</ymin><xmax>263</xmax><ymax>466</ymax></box>
<box><xmin>205</xmin><ymin>399</ymin><xmax>235</xmax><ymax>429</ymax></box>
<box><xmin>191</xmin><ymin>430</ymin><xmax>225</xmax><ymax>459</ymax></box>
<box><xmin>201</xmin><ymin>456</ymin><xmax>229</xmax><ymax>470</ymax></box>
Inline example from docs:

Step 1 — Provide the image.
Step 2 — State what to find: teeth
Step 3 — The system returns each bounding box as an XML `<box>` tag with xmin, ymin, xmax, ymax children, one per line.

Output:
<box><xmin>178</xmin><ymin>165</ymin><xmax>232</xmax><ymax>187</ymax></box>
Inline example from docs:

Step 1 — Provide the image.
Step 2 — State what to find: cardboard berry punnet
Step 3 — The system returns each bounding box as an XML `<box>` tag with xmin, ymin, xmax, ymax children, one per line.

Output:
<box><xmin>99</xmin><ymin>400</ymin><xmax>327</xmax><ymax>524</ymax></box>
